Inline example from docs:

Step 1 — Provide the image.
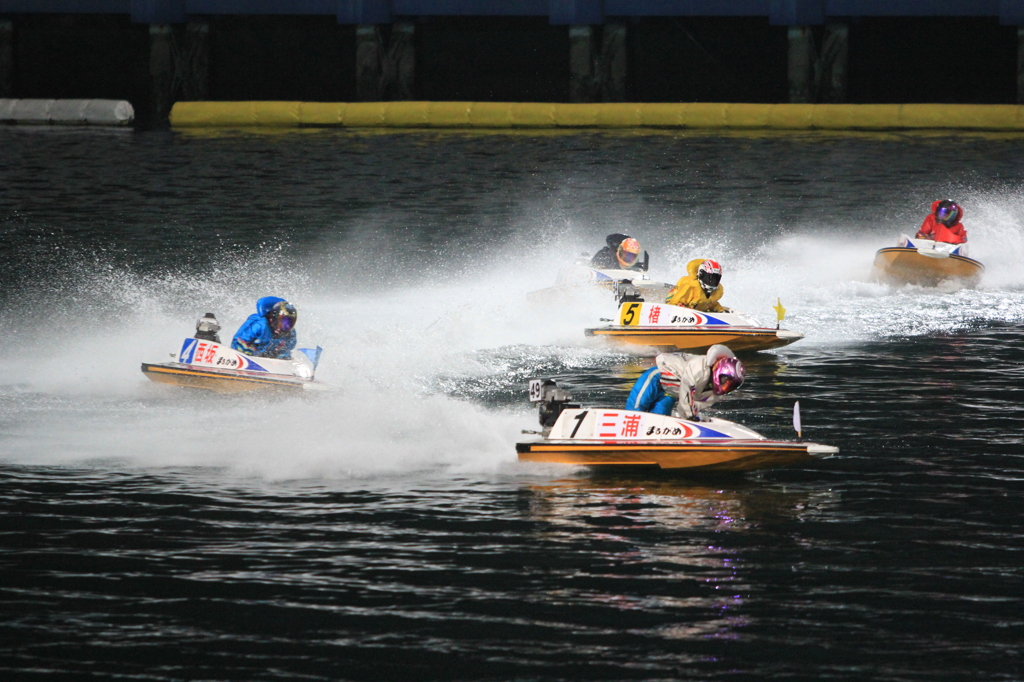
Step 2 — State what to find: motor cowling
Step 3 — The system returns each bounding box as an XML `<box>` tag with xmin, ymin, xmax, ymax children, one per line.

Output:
<box><xmin>531</xmin><ymin>379</ymin><xmax>580</xmax><ymax>429</ymax></box>
<box><xmin>194</xmin><ymin>312</ymin><xmax>222</xmax><ymax>343</ymax></box>
<box><xmin>614</xmin><ymin>280</ymin><xmax>644</xmax><ymax>304</ymax></box>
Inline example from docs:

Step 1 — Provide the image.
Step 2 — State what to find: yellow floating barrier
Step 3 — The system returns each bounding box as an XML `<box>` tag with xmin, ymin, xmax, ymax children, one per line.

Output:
<box><xmin>170</xmin><ymin>101</ymin><xmax>1024</xmax><ymax>131</ymax></box>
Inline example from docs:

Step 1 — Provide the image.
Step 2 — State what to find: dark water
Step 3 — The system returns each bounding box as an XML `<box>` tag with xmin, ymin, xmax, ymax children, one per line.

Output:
<box><xmin>2</xmin><ymin>127</ymin><xmax>1024</xmax><ymax>680</ymax></box>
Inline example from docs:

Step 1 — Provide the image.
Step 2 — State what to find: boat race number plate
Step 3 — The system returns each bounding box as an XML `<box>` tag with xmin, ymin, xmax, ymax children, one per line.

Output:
<box><xmin>620</xmin><ymin>302</ymin><xmax>642</xmax><ymax>326</ymax></box>
<box><xmin>529</xmin><ymin>379</ymin><xmax>543</xmax><ymax>402</ymax></box>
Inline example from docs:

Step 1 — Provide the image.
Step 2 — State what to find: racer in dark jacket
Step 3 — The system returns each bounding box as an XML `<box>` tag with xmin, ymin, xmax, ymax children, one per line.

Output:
<box><xmin>916</xmin><ymin>200</ymin><xmax>967</xmax><ymax>244</ymax></box>
<box><xmin>231</xmin><ymin>296</ymin><xmax>298</xmax><ymax>359</ymax></box>
<box><xmin>590</xmin><ymin>233</ymin><xmax>643</xmax><ymax>270</ymax></box>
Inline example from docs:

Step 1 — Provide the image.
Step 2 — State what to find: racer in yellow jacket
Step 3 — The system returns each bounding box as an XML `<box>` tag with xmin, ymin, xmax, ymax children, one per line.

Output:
<box><xmin>665</xmin><ymin>258</ymin><xmax>728</xmax><ymax>312</ymax></box>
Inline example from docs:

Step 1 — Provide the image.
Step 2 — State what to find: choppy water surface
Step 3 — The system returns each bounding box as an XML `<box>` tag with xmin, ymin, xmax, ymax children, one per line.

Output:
<box><xmin>2</xmin><ymin>128</ymin><xmax>1023</xmax><ymax>680</ymax></box>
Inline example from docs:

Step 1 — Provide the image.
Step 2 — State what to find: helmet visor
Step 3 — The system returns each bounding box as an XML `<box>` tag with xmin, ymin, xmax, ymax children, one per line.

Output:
<box><xmin>272</xmin><ymin>304</ymin><xmax>297</xmax><ymax>334</ymax></box>
<box><xmin>711</xmin><ymin>358</ymin><xmax>745</xmax><ymax>395</ymax></box>
<box><xmin>713</xmin><ymin>373</ymin><xmax>741</xmax><ymax>395</ymax></box>
<box><xmin>618</xmin><ymin>248</ymin><xmax>638</xmax><ymax>266</ymax></box>
<box><xmin>936</xmin><ymin>204</ymin><xmax>958</xmax><ymax>224</ymax></box>
<box><xmin>699</xmin><ymin>271</ymin><xmax>722</xmax><ymax>289</ymax></box>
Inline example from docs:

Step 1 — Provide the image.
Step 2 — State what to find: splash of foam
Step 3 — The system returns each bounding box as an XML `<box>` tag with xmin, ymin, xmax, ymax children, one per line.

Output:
<box><xmin>5</xmin><ymin>203</ymin><xmax>1024</xmax><ymax>478</ymax></box>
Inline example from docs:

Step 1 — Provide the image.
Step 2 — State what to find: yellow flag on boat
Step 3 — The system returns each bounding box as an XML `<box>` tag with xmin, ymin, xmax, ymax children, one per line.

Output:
<box><xmin>773</xmin><ymin>297</ymin><xmax>787</xmax><ymax>324</ymax></box>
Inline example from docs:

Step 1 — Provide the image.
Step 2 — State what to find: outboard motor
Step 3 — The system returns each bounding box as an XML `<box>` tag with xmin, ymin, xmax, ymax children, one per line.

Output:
<box><xmin>194</xmin><ymin>312</ymin><xmax>222</xmax><ymax>343</ymax></box>
<box><xmin>614</xmin><ymin>280</ymin><xmax>644</xmax><ymax>304</ymax></box>
<box><xmin>529</xmin><ymin>379</ymin><xmax>580</xmax><ymax>429</ymax></box>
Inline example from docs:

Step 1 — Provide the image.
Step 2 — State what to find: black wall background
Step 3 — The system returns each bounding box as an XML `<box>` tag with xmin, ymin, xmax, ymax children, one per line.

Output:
<box><xmin>13</xmin><ymin>15</ymin><xmax>150</xmax><ymax>110</ymax></box>
<box><xmin>847</xmin><ymin>17</ymin><xmax>1016</xmax><ymax>104</ymax></box>
<box><xmin>629</xmin><ymin>18</ymin><xmax>789</xmax><ymax>103</ymax></box>
<box><xmin>4</xmin><ymin>14</ymin><xmax>1019</xmax><ymax>124</ymax></box>
<box><xmin>208</xmin><ymin>17</ymin><xmax>356</xmax><ymax>102</ymax></box>
<box><xmin>418</xmin><ymin>18</ymin><xmax>568</xmax><ymax>102</ymax></box>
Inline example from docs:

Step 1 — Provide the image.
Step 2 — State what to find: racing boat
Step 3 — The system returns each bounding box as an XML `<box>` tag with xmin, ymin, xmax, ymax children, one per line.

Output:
<box><xmin>527</xmin><ymin>254</ymin><xmax>674</xmax><ymax>304</ymax></box>
<box><xmin>141</xmin><ymin>313</ymin><xmax>323</xmax><ymax>393</ymax></box>
<box><xmin>873</xmin><ymin>235</ymin><xmax>983</xmax><ymax>287</ymax></box>
<box><xmin>585</xmin><ymin>285</ymin><xmax>803</xmax><ymax>353</ymax></box>
<box><xmin>517</xmin><ymin>380</ymin><xmax>837</xmax><ymax>471</ymax></box>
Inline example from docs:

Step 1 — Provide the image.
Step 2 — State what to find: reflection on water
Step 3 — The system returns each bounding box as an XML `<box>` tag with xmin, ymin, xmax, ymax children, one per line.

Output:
<box><xmin>527</xmin><ymin>475</ymin><xmax>835</xmax><ymax>533</ymax></box>
<box><xmin>523</xmin><ymin>476</ymin><xmax>838</xmax><ymax>642</ymax></box>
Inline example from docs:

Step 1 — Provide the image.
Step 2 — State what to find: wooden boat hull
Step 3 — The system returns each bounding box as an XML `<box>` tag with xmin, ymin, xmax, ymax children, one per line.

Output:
<box><xmin>141</xmin><ymin>362</ymin><xmax>312</xmax><ymax>393</ymax></box>
<box><xmin>873</xmin><ymin>247</ymin><xmax>983</xmax><ymax>287</ymax></box>
<box><xmin>517</xmin><ymin>439</ymin><xmax>818</xmax><ymax>471</ymax></box>
<box><xmin>585</xmin><ymin>326</ymin><xmax>803</xmax><ymax>353</ymax></box>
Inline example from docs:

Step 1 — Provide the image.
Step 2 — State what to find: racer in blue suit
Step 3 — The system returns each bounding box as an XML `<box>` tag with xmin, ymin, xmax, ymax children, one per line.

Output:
<box><xmin>626</xmin><ymin>346</ymin><xmax>745</xmax><ymax>420</ymax></box>
<box><xmin>231</xmin><ymin>296</ymin><xmax>298</xmax><ymax>359</ymax></box>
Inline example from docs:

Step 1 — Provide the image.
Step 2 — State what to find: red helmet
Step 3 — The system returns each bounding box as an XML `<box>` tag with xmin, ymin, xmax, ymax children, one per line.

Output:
<box><xmin>935</xmin><ymin>200</ymin><xmax>961</xmax><ymax>227</ymax></box>
<box><xmin>617</xmin><ymin>238</ymin><xmax>641</xmax><ymax>268</ymax></box>
<box><xmin>711</xmin><ymin>356</ymin><xmax>745</xmax><ymax>395</ymax></box>
<box><xmin>697</xmin><ymin>259</ymin><xmax>723</xmax><ymax>295</ymax></box>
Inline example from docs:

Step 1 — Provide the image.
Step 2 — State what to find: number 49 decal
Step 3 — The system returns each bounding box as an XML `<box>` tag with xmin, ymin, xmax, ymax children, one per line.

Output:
<box><xmin>620</xmin><ymin>302</ymin><xmax>642</xmax><ymax>326</ymax></box>
<box><xmin>528</xmin><ymin>379</ymin><xmax>543</xmax><ymax>402</ymax></box>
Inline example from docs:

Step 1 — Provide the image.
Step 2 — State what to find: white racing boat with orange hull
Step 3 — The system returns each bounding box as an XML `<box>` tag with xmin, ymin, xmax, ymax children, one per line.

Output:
<box><xmin>516</xmin><ymin>378</ymin><xmax>835</xmax><ymax>471</ymax></box>
<box><xmin>141</xmin><ymin>313</ymin><xmax>323</xmax><ymax>393</ymax></box>
<box><xmin>517</xmin><ymin>380</ymin><xmax>837</xmax><ymax>472</ymax></box>
<box><xmin>527</xmin><ymin>257</ymin><xmax>674</xmax><ymax>304</ymax></box>
<box><xmin>873</xmin><ymin>235</ymin><xmax>983</xmax><ymax>288</ymax></box>
<box><xmin>585</xmin><ymin>284</ymin><xmax>803</xmax><ymax>354</ymax></box>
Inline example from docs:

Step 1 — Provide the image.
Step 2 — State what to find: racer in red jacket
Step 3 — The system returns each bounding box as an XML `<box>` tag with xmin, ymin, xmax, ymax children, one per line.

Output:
<box><xmin>916</xmin><ymin>200</ymin><xmax>967</xmax><ymax>244</ymax></box>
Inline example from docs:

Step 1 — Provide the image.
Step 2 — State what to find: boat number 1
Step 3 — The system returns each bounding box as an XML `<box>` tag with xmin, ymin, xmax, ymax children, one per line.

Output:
<box><xmin>620</xmin><ymin>302</ymin><xmax>642</xmax><ymax>326</ymax></box>
<box><xmin>570</xmin><ymin>410</ymin><xmax>589</xmax><ymax>438</ymax></box>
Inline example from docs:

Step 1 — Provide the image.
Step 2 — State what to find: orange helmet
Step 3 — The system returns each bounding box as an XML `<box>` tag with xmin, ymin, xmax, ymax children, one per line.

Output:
<box><xmin>616</xmin><ymin>238</ymin><xmax>641</xmax><ymax>268</ymax></box>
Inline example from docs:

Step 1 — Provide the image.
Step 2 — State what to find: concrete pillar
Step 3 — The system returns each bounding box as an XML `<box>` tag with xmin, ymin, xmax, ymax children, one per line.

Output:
<box><xmin>1018</xmin><ymin>28</ymin><xmax>1024</xmax><ymax>104</ymax></box>
<box><xmin>181</xmin><ymin>22</ymin><xmax>209</xmax><ymax>101</ymax></box>
<box><xmin>602</xmin><ymin>22</ymin><xmax>626</xmax><ymax>102</ymax></box>
<box><xmin>0</xmin><ymin>20</ymin><xmax>12</xmax><ymax>98</ymax></box>
<box><xmin>356</xmin><ymin>25</ymin><xmax>381</xmax><ymax>101</ymax></box>
<box><xmin>820</xmin><ymin>23</ymin><xmax>848</xmax><ymax>103</ymax></box>
<box><xmin>387</xmin><ymin>22</ymin><xmax>415</xmax><ymax>100</ymax></box>
<box><xmin>149</xmin><ymin>24</ymin><xmax>173</xmax><ymax>123</ymax></box>
<box><xmin>569</xmin><ymin>25</ymin><xmax>593</xmax><ymax>103</ymax></box>
<box><xmin>787</xmin><ymin>26</ymin><xmax>813</xmax><ymax>103</ymax></box>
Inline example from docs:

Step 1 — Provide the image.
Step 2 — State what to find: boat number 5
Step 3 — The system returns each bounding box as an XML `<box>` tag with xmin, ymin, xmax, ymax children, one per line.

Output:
<box><xmin>620</xmin><ymin>302</ymin><xmax>642</xmax><ymax>326</ymax></box>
